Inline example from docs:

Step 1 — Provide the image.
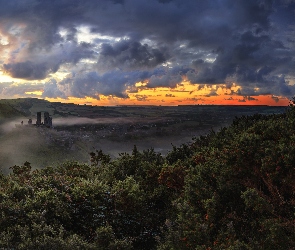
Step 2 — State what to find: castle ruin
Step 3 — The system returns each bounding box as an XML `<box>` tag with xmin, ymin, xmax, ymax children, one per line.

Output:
<box><xmin>16</xmin><ymin>112</ymin><xmax>52</xmax><ymax>129</ymax></box>
<box><xmin>36</xmin><ymin>111</ymin><xmax>53</xmax><ymax>127</ymax></box>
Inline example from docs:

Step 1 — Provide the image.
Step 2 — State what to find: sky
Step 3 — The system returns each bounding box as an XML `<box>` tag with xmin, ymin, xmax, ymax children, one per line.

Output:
<box><xmin>0</xmin><ymin>0</ymin><xmax>294</xmax><ymax>106</ymax></box>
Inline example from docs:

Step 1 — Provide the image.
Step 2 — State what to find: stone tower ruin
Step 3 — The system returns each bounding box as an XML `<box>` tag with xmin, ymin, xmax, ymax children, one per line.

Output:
<box><xmin>36</xmin><ymin>112</ymin><xmax>42</xmax><ymax>125</ymax></box>
<box><xmin>35</xmin><ymin>111</ymin><xmax>53</xmax><ymax>127</ymax></box>
<box><xmin>44</xmin><ymin>112</ymin><xmax>52</xmax><ymax>127</ymax></box>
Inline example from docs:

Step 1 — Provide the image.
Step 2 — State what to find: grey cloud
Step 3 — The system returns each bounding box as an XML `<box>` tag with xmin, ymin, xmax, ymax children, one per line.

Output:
<box><xmin>0</xmin><ymin>82</ymin><xmax>15</xmax><ymax>97</ymax></box>
<box><xmin>204</xmin><ymin>90</ymin><xmax>218</xmax><ymax>97</ymax></box>
<box><xmin>272</xmin><ymin>76</ymin><xmax>295</xmax><ymax>97</ymax></box>
<box><xmin>0</xmin><ymin>82</ymin><xmax>43</xmax><ymax>97</ymax></box>
<box><xmin>233</xmin><ymin>76</ymin><xmax>295</xmax><ymax>97</ymax></box>
<box><xmin>43</xmin><ymin>66</ymin><xmax>188</xmax><ymax>99</ymax></box>
<box><xmin>3</xmin><ymin>42</ymin><xmax>94</xmax><ymax>80</ymax></box>
<box><xmin>158</xmin><ymin>0</ymin><xmax>173</xmax><ymax>3</ymax></box>
<box><xmin>0</xmin><ymin>0</ymin><xmax>290</xmax><ymax>48</ymax></box>
<box><xmin>271</xmin><ymin>95</ymin><xmax>280</xmax><ymax>103</ymax></box>
<box><xmin>4</xmin><ymin>61</ymin><xmax>54</xmax><ymax>80</ymax></box>
<box><xmin>53</xmin><ymin>69</ymin><xmax>154</xmax><ymax>99</ymax></box>
<box><xmin>111</xmin><ymin>0</ymin><xmax>125</xmax><ymax>4</ymax></box>
<box><xmin>135</xmin><ymin>95</ymin><xmax>148</xmax><ymax>101</ymax></box>
<box><xmin>146</xmin><ymin>66</ymin><xmax>189</xmax><ymax>88</ymax></box>
<box><xmin>237</xmin><ymin>96</ymin><xmax>259</xmax><ymax>102</ymax></box>
<box><xmin>245</xmin><ymin>96</ymin><xmax>258</xmax><ymax>101</ymax></box>
<box><xmin>187</xmin><ymin>60</ymin><xmax>218</xmax><ymax>84</ymax></box>
<box><xmin>147</xmin><ymin>74</ymin><xmax>182</xmax><ymax>88</ymax></box>
<box><xmin>187</xmin><ymin>27</ymin><xmax>295</xmax><ymax>97</ymax></box>
<box><xmin>98</xmin><ymin>39</ymin><xmax>168</xmax><ymax>70</ymax></box>
<box><xmin>42</xmin><ymin>79</ymin><xmax>66</xmax><ymax>99</ymax></box>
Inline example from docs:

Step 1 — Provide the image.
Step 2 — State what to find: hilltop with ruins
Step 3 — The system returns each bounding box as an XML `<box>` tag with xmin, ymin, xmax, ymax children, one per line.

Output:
<box><xmin>17</xmin><ymin>111</ymin><xmax>52</xmax><ymax>128</ymax></box>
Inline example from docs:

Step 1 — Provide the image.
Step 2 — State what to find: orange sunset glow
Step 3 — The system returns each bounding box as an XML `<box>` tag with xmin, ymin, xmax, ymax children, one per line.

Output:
<box><xmin>40</xmin><ymin>81</ymin><xmax>289</xmax><ymax>106</ymax></box>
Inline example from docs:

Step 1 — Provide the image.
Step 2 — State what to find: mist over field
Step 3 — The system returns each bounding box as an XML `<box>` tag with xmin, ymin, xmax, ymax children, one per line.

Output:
<box><xmin>0</xmin><ymin>98</ymin><xmax>287</xmax><ymax>173</ymax></box>
<box><xmin>0</xmin><ymin>118</ymin><xmax>195</xmax><ymax>174</ymax></box>
<box><xmin>53</xmin><ymin>117</ymin><xmax>148</xmax><ymax>126</ymax></box>
<box><xmin>0</xmin><ymin>119</ymin><xmax>19</xmax><ymax>133</ymax></box>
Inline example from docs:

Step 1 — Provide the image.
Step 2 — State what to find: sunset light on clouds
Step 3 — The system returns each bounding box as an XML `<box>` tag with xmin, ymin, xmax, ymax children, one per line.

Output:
<box><xmin>0</xmin><ymin>0</ymin><xmax>294</xmax><ymax>106</ymax></box>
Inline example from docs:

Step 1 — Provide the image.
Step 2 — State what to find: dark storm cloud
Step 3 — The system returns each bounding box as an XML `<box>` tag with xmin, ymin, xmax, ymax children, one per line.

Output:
<box><xmin>3</xmin><ymin>42</ymin><xmax>94</xmax><ymax>80</ymax></box>
<box><xmin>0</xmin><ymin>0</ymin><xmax>294</xmax><ymax>98</ymax></box>
<box><xmin>53</xmin><ymin>69</ymin><xmax>155</xmax><ymax>99</ymax></box>
<box><xmin>146</xmin><ymin>66</ymin><xmax>189</xmax><ymax>88</ymax></box>
<box><xmin>147</xmin><ymin>74</ymin><xmax>182</xmax><ymax>88</ymax></box>
<box><xmin>42</xmin><ymin>66</ymin><xmax>188</xmax><ymax>99</ymax></box>
<box><xmin>187</xmin><ymin>27</ymin><xmax>295</xmax><ymax>94</ymax></box>
<box><xmin>98</xmin><ymin>39</ymin><xmax>168</xmax><ymax>70</ymax></box>
<box><xmin>42</xmin><ymin>79</ymin><xmax>66</xmax><ymax>99</ymax></box>
<box><xmin>4</xmin><ymin>61</ymin><xmax>55</xmax><ymax>80</ymax></box>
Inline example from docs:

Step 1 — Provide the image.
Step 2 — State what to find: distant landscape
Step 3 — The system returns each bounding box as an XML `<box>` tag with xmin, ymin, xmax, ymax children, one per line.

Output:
<box><xmin>0</xmin><ymin>98</ymin><xmax>287</xmax><ymax>173</ymax></box>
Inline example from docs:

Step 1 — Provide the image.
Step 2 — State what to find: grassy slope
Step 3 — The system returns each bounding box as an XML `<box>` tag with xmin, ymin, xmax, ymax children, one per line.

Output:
<box><xmin>0</xmin><ymin>103</ymin><xmax>26</xmax><ymax>119</ymax></box>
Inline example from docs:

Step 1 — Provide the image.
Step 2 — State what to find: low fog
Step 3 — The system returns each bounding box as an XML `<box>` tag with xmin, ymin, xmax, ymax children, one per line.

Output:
<box><xmin>53</xmin><ymin>116</ymin><xmax>163</xmax><ymax>126</ymax></box>
<box><xmin>0</xmin><ymin>120</ymin><xmax>90</xmax><ymax>174</ymax></box>
<box><xmin>0</xmin><ymin>126</ymin><xmax>43</xmax><ymax>173</ymax></box>
<box><xmin>0</xmin><ymin>119</ymin><xmax>22</xmax><ymax>133</ymax></box>
<box><xmin>0</xmin><ymin>117</ymin><xmax>195</xmax><ymax>174</ymax></box>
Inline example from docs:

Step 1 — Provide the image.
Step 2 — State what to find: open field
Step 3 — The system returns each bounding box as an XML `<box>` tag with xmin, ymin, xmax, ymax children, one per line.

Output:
<box><xmin>0</xmin><ymin>98</ymin><xmax>287</xmax><ymax>173</ymax></box>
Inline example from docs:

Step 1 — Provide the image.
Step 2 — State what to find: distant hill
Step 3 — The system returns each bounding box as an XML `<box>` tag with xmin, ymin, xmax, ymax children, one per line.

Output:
<box><xmin>0</xmin><ymin>102</ymin><xmax>27</xmax><ymax>119</ymax></box>
<box><xmin>0</xmin><ymin>98</ymin><xmax>288</xmax><ymax>120</ymax></box>
<box><xmin>0</xmin><ymin>98</ymin><xmax>52</xmax><ymax>117</ymax></box>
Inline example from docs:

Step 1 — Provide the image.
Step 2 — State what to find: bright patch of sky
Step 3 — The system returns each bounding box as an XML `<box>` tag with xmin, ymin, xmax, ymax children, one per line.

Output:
<box><xmin>0</xmin><ymin>36</ymin><xmax>9</xmax><ymax>46</ymax></box>
<box><xmin>76</xmin><ymin>25</ymin><xmax>122</xmax><ymax>45</ymax></box>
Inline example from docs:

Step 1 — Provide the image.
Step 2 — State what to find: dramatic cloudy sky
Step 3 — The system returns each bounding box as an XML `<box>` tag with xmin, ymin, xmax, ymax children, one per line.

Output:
<box><xmin>0</xmin><ymin>0</ymin><xmax>294</xmax><ymax>105</ymax></box>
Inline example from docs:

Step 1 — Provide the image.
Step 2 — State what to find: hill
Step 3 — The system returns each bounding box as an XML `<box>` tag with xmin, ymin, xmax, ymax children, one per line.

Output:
<box><xmin>0</xmin><ymin>102</ymin><xmax>27</xmax><ymax>119</ymax></box>
<box><xmin>0</xmin><ymin>104</ymin><xmax>294</xmax><ymax>249</ymax></box>
<box><xmin>0</xmin><ymin>98</ymin><xmax>54</xmax><ymax>118</ymax></box>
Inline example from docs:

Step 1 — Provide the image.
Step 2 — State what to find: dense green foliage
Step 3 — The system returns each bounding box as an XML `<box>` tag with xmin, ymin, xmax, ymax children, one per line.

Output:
<box><xmin>1</xmin><ymin>107</ymin><xmax>295</xmax><ymax>249</ymax></box>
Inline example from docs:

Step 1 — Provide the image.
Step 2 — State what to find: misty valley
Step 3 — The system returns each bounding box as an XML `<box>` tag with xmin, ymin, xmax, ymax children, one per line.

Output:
<box><xmin>0</xmin><ymin>98</ymin><xmax>286</xmax><ymax>173</ymax></box>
